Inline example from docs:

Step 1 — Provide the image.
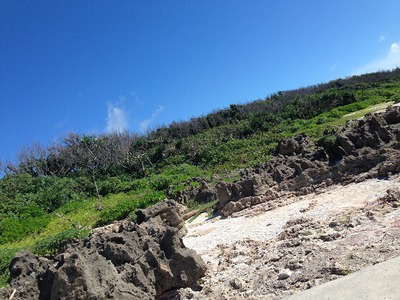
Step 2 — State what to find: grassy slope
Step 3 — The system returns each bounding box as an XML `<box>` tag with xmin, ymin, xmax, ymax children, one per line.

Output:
<box><xmin>1</xmin><ymin>78</ymin><xmax>400</xmax><ymax>287</ymax></box>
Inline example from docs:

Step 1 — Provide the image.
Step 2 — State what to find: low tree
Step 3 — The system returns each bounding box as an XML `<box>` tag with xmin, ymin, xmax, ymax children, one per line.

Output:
<box><xmin>5</xmin><ymin>143</ymin><xmax>49</xmax><ymax>176</ymax></box>
<box><xmin>79</xmin><ymin>135</ymin><xmax>104</xmax><ymax>210</ymax></box>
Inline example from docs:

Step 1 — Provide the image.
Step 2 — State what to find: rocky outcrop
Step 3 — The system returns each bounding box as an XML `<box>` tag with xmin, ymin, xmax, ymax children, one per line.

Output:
<box><xmin>173</xmin><ymin>179</ymin><xmax>217</xmax><ymax>205</ymax></box>
<box><xmin>217</xmin><ymin>106</ymin><xmax>400</xmax><ymax>216</ymax></box>
<box><xmin>1</xmin><ymin>200</ymin><xmax>206</xmax><ymax>300</ymax></box>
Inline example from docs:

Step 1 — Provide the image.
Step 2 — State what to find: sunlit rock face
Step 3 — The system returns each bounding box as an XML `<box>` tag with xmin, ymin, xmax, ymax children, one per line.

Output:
<box><xmin>2</xmin><ymin>200</ymin><xmax>206</xmax><ymax>300</ymax></box>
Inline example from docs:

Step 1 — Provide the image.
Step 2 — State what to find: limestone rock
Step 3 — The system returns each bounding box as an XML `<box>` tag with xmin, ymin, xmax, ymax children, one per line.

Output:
<box><xmin>216</xmin><ymin>106</ymin><xmax>400</xmax><ymax>216</ymax></box>
<box><xmin>277</xmin><ymin>269</ymin><xmax>292</xmax><ymax>280</ymax></box>
<box><xmin>230</xmin><ymin>278</ymin><xmax>247</xmax><ymax>291</ymax></box>
<box><xmin>3</xmin><ymin>200</ymin><xmax>206</xmax><ymax>300</ymax></box>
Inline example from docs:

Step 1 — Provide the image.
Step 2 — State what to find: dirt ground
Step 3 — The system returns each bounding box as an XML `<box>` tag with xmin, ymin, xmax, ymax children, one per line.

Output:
<box><xmin>180</xmin><ymin>174</ymin><xmax>400</xmax><ymax>299</ymax></box>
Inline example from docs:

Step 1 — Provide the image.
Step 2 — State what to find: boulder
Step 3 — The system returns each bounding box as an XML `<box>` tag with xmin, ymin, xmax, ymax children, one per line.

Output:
<box><xmin>6</xmin><ymin>251</ymin><xmax>55</xmax><ymax>300</ymax></box>
<box><xmin>173</xmin><ymin>179</ymin><xmax>217</xmax><ymax>205</ymax></box>
<box><xmin>194</xmin><ymin>181</ymin><xmax>217</xmax><ymax>203</ymax></box>
<box><xmin>278</xmin><ymin>268</ymin><xmax>292</xmax><ymax>280</ymax></box>
<box><xmin>1</xmin><ymin>200</ymin><xmax>206</xmax><ymax>300</ymax></box>
<box><xmin>276</xmin><ymin>138</ymin><xmax>299</xmax><ymax>155</ymax></box>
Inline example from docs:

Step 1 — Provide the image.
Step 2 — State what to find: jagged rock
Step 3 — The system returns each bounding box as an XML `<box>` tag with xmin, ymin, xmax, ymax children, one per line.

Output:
<box><xmin>215</xmin><ymin>182</ymin><xmax>237</xmax><ymax>211</ymax></box>
<box><xmin>136</xmin><ymin>199</ymin><xmax>185</xmax><ymax>227</ymax></box>
<box><xmin>215</xmin><ymin>178</ymin><xmax>260</xmax><ymax>214</ymax></box>
<box><xmin>378</xmin><ymin>154</ymin><xmax>400</xmax><ymax>177</ymax></box>
<box><xmin>6</xmin><ymin>251</ymin><xmax>55</xmax><ymax>300</ymax></box>
<box><xmin>382</xmin><ymin>107</ymin><xmax>400</xmax><ymax>124</ymax></box>
<box><xmin>324</xmin><ymin>263</ymin><xmax>350</xmax><ymax>276</ymax></box>
<box><xmin>276</xmin><ymin>138</ymin><xmax>299</xmax><ymax>155</ymax></box>
<box><xmin>216</xmin><ymin>106</ymin><xmax>400</xmax><ymax>216</ymax></box>
<box><xmin>194</xmin><ymin>182</ymin><xmax>217</xmax><ymax>203</ymax></box>
<box><xmin>277</xmin><ymin>268</ymin><xmax>292</xmax><ymax>280</ymax></box>
<box><xmin>173</xmin><ymin>179</ymin><xmax>217</xmax><ymax>205</ymax></box>
<box><xmin>337</xmin><ymin>133</ymin><xmax>355</xmax><ymax>155</ymax></box>
<box><xmin>319</xmin><ymin>232</ymin><xmax>341</xmax><ymax>242</ymax></box>
<box><xmin>1</xmin><ymin>200</ymin><xmax>206</xmax><ymax>300</ymax></box>
<box><xmin>286</xmin><ymin>260</ymin><xmax>304</xmax><ymax>270</ymax></box>
<box><xmin>230</xmin><ymin>278</ymin><xmax>247</xmax><ymax>291</ymax></box>
<box><xmin>385</xmin><ymin>188</ymin><xmax>400</xmax><ymax>202</ymax></box>
<box><xmin>378</xmin><ymin>188</ymin><xmax>400</xmax><ymax>207</ymax></box>
<box><xmin>276</xmin><ymin>134</ymin><xmax>315</xmax><ymax>156</ymax></box>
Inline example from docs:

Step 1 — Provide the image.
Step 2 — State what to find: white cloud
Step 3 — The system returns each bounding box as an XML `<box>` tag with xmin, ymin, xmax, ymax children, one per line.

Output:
<box><xmin>390</xmin><ymin>42</ymin><xmax>400</xmax><ymax>54</ymax></box>
<box><xmin>379</xmin><ymin>34</ymin><xmax>387</xmax><ymax>42</ymax></box>
<box><xmin>353</xmin><ymin>42</ymin><xmax>400</xmax><ymax>75</ymax></box>
<box><xmin>105</xmin><ymin>102</ymin><xmax>128</xmax><ymax>133</ymax></box>
<box><xmin>138</xmin><ymin>106</ymin><xmax>164</xmax><ymax>133</ymax></box>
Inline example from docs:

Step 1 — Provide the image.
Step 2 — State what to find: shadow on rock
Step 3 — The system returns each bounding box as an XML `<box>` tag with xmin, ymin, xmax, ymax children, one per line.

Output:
<box><xmin>1</xmin><ymin>200</ymin><xmax>206</xmax><ymax>300</ymax></box>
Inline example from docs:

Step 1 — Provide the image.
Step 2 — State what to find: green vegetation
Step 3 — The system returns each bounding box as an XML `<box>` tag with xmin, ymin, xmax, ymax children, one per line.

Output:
<box><xmin>1</xmin><ymin>68</ymin><xmax>400</xmax><ymax>287</ymax></box>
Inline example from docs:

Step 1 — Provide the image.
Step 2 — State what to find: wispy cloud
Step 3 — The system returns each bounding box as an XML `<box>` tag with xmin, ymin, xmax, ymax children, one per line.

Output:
<box><xmin>54</xmin><ymin>113</ymin><xmax>70</xmax><ymax>130</ymax></box>
<box><xmin>138</xmin><ymin>106</ymin><xmax>164</xmax><ymax>134</ymax></box>
<box><xmin>379</xmin><ymin>34</ymin><xmax>387</xmax><ymax>42</ymax></box>
<box><xmin>131</xmin><ymin>91</ymin><xmax>140</xmax><ymax>104</ymax></box>
<box><xmin>353</xmin><ymin>42</ymin><xmax>400</xmax><ymax>75</ymax></box>
<box><xmin>105</xmin><ymin>102</ymin><xmax>128</xmax><ymax>133</ymax></box>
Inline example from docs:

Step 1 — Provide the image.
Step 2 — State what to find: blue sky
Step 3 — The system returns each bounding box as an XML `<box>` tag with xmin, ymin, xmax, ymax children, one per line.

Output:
<box><xmin>1</xmin><ymin>1</ymin><xmax>400</xmax><ymax>165</ymax></box>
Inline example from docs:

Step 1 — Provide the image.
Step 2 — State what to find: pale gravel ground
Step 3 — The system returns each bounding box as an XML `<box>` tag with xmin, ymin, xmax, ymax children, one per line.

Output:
<box><xmin>183</xmin><ymin>175</ymin><xmax>400</xmax><ymax>264</ymax></box>
<box><xmin>181</xmin><ymin>175</ymin><xmax>400</xmax><ymax>299</ymax></box>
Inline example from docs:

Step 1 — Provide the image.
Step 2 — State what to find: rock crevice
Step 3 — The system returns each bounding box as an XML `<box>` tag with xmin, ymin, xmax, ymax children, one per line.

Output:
<box><xmin>2</xmin><ymin>200</ymin><xmax>206</xmax><ymax>300</ymax></box>
<box><xmin>216</xmin><ymin>106</ymin><xmax>400</xmax><ymax>216</ymax></box>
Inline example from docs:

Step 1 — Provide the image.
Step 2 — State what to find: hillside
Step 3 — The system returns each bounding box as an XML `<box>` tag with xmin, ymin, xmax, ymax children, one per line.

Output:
<box><xmin>2</xmin><ymin>101</ymin><xmax>400</xmax><ymax>299</ymax></box>
<box><xmin>179</xmin><ymin>105</ymin><xmax>400</xmax><ymax>298</ymax></box>
<box><xmin>1</xmin><ymin>68</ymin><xmax>400</xmax><ymax>289</ymax></box>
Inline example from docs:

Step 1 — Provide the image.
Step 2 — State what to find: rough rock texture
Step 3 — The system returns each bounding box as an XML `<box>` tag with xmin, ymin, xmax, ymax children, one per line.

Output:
<box><xmin>1</xmin><ymin>200</ymin><xmax>206</xmax><ymax>300</ymax></box>
<box><xmin>179</xmin><ymin>180</ymin><xmax>400</xmax><ymax>299</ymax></box>
<box><xmin>217</xmin><ymin>106</ymin><xmax>400</xmax><ymax>216</ymax></box>
<box><xmin>172</xmin><ymin>179</ymin><xmax>217</xmax><ymax>205</ymax></box>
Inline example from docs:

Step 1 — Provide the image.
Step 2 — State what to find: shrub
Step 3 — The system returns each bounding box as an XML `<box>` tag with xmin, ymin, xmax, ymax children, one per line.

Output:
<box><xmin>97</xmin><ymin>199</ymin><xmax>137</xmax><ymax>226</ymax></box>
<box><xmin>150</xmin><ymin>176</ymin><xmax>171</xmax><ymax>191</ymax></box>
<box><xmin>32</xmin><ymin>227</ymin><xmax>90</xmax><ymax>256</ymax></box>
<box><xmin>318</xmin><ymin>134</ymin><xmax>337</xmax><ymax>149</ymax></box>
<box><xmin>0</xmin><ymin>207</ymin><xmax>50</xmax><ymax>244</ymax></box>
<box><xmin>96</xmin><ymin>190</ymin><xmax>166</xmax><ymax>226</ymax></box>
<box><xmin>115</xmin><ymin>177</ymin><xmax>149</xmax><ymax>193</ymax></box>
<box><xmin>0</xmin><ymin>248</ymin><xmax>19</xmax><ymax>287</ymax></box>
<box><xmin>97</xmin><ymin>176</ymin><xmax>123</xmax><ymax>196</ymax></box>
<box><xmin>33</xmin><ymin>177</ymin><xmax>85</xmax><ymax>212</ymax></box>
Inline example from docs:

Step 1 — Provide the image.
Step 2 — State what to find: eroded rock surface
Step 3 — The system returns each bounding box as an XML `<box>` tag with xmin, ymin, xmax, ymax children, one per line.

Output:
<box><xmin>216</xmin><ymin>106</ymin><xmax>400</xmax><ymax>216</ymax></box>
<box><xmin>1</xmin><ymin>200</ymin><xmax>206</xmax><ymax>300</ymax></box>
<box><xmin>180</xmin><ymin>179</ymin><xmax>400</xmax><ymax>299</ymax></box>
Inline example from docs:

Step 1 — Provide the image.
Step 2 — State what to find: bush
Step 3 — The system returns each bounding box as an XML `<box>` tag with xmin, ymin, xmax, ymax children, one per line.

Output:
<box><xmin>0</xmin><ymin>207</ymin><xmax>50</xmax><ymax>244</ymax></box>
<box><xmin>0</xmin><ymin>248</ymin><xmax>19</xmax><ymax>287</ymax></box>
<box><xmin>97</xmin><ymin>199</ymin><xmax>137</xmax><ymax>226</ymax></box>
<box><xmin>0</xmin><ymin>175</ymin><xmax>87</xmax><ymax>218</ymax></box>
<box><xmin>116</xmin><ymin>178</ymin><xmax>148</xmax><ymax>193</ymax></box>
<box><xmin>32</xmin><ymin>227</ymin><xmax>90</xmax><ymax>256</ymax></box>
<box><xmin>33</xmin><ymin>177</ymin><xmax>85</xmax><ymax>212</ymax></box>
<box><xmin>318</xmin><ymin>134</ymin><xmax>337</xmax><ymax>148</ymax></box>
<box><xmin>96</xmin><ymin>191</ymin><xmax>166</xmax><ymax>226</ymax></box>
<box><xmin>97</xmin><ymin>176</ymin><xmax>123</xmax><ymax>196</ymax></box>
<box><xmin>150</xmin><ymin>176</ymin><xmax>172</xmax><ymax>191</ymax></box>
<box><xmin>0</xmin><ymin>174</ymin><xmax>37</xmax><ymax>197</ymax></box>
